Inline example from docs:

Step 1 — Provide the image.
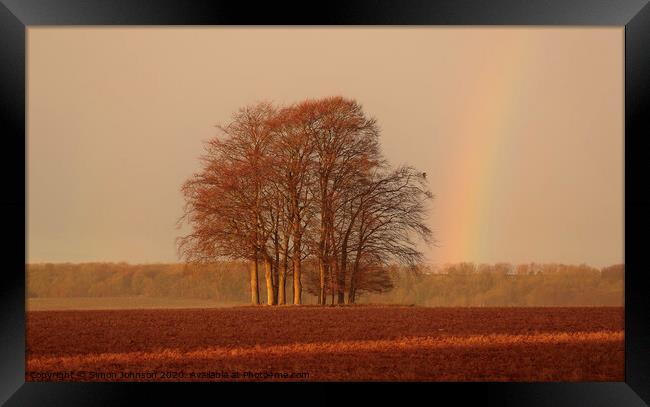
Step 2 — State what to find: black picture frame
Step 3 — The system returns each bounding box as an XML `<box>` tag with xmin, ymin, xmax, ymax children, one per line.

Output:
<box><xmin>2</xmin><ymin>0</ymin><xmax>648</xmax><ymax>405</ymax></box>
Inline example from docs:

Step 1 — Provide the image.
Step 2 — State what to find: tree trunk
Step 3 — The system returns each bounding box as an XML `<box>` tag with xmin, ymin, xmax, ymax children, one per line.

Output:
<box><xmin>272</xmin><ymin>232</ymin><xmax>280</xmax><ymax>305</ymax></box>
<box><xmin>292</xmin><ymin>258</ymin><xmax>302</xmax><ymax>305</ymax></box>
<box><xmin>272</xmin><ymin>260</ymin><xmax>279</xmax><ymax>305</ymax></box>
<box><xmin>278</xmin><ymin>259</ymin><xmax>286</xmax><ymax>305</ymax></box>
<box><xmin>293</xmin><ymin>227</ymin><xmax>303</xmax><ymax>305</ymax></box>
<box><xmin>250</xmin><ymin>259</ymin><xmax>260</xmax><ymax>305</ymax></box>
<box><xmin>318</xmin><ymin>187</ymin><xmax>329</xmax><ymax>306</ymax></box>
<box><xmin>337</xmin><ymin>265</ymin><xmax>346</xmax><ymax>304</ymax></box>
<box><xmin>292</xmin><ymin>255</ymin><xmax>302</xmax><ymax>306</ymax></box>
<box><xmin>293</xmin><ymin>256</ymin><xmax>302</xmax><ymax>305</ymax></box>
<box><xmin>329</xmin><ymin>257</ymin><xmax>337</xmax><ymax>306</ymax></box>
<box><xmin>339</xmin><ymin>208</ymin><xmax>358</xmax><ymax>305</ymax></box>
<box><xmin>319</xmin><ymin>260</ymin><xmax>327</xmax><ymax>305</ymax></box>
<box><xmin>348</xmin><ymin>264</ymin><xmax>357</xmax><ymax>304</ymax></box>
<box><xmin>264</xmin><ymin>255</ymin><xmax>275</xmax><ymax>305</ymax></box>
<box><xmin>348</xmin><ymin>249</ymin><xmax>362</xmax><ymax>305</ymax></box>
<box><xmin>279</xmin><ymin>228</ymin><xmax>290</xmax><ymax>306</ymax></box>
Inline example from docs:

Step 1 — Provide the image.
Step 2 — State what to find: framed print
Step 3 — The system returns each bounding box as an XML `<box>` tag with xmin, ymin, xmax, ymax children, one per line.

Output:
<box><xmin>1</xmin><ymin>0</ymin><xmax>649</xmax><ymax>405</ymax></box>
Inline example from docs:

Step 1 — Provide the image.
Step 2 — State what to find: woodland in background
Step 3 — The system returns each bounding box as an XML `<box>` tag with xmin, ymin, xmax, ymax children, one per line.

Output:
<box><xmin>178</xmin><ymin>96</ymin><xmax>432</xmax><ymax>306</ymax></box>
<box><xmin>26</xmin><ymin>262</ymin><xmax>624</xmax><ymax>307</ymax></box>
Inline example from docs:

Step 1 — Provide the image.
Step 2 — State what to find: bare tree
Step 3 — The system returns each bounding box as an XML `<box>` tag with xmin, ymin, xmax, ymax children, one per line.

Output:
<box><xmin>346</xmin><ymin>166</ymin><xmax>433</xmax><ymax>303</ymax></box>
<box><xmin>290</xmin><ymin>97</ymin><xmax>383</xmax><ymax>304</ymax></box>
<box><xmin>178</xmin><ymin>102</ymin><xmax>277</xmax><ymax>305</ymax></box>
<box><xmin>267</xmin><ymin>105</ymin><xmax>318</xmax><ymax>305</ymax></box>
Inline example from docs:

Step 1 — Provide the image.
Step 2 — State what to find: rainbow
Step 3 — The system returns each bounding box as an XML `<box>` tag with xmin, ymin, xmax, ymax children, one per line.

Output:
<box><xmin>440</xmin><ymin>32</ymin><xmax>531</xmax><ymax>264</ymax></box>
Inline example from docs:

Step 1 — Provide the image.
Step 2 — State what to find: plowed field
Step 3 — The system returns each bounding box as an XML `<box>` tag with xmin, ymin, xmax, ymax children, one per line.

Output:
<box><xmin>26</xmin><ymin>306</ymin><xmax>623</xmax><ymax>381</ymax></box>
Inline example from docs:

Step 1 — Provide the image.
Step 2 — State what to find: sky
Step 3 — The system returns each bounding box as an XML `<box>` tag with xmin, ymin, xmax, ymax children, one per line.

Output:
<box><xmin>27</xmin><ymin>27</ymin><xmax>624</xmax><ymax>268</ymax></box>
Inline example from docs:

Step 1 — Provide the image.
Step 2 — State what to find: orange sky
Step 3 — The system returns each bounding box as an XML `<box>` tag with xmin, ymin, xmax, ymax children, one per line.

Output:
<box><xmin>27</xmin><ymin>27</ymin><xmax>623</xmax><ymax>267</ymax></box>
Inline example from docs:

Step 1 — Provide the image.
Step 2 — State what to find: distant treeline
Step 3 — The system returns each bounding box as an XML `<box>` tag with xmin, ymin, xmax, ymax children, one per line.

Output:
<box><xmin>365</xmin><ymin>263</ymin><xmax>623</xmax><ymax>306</ymax></box>
<box><xmin>26</xmin><ymin>262</ymin><xmax>623</xmax><ymax>306</ymax></box>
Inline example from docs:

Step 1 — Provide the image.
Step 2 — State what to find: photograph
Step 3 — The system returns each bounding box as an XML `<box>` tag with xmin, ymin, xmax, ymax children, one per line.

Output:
<box><xmin>25</xmin><ymin>27</ymin><xmax>624</xmax><ymax>382</ymax></box>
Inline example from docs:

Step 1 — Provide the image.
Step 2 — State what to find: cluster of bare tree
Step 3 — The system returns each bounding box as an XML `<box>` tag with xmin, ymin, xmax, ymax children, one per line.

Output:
<box><xmin>178</xmin><ymin>97</ymin><xmax>433</xmax><ymax>305</ymax></box>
